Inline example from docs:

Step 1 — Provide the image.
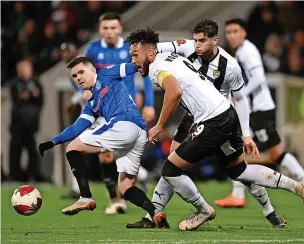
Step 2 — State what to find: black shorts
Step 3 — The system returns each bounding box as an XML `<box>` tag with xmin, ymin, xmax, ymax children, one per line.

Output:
<box><xmin>175</xmin><ymin>106</ymin><xmax>244</xmax><ymax>166</ymax></box>
<box><xmin>250</xmin><ymin>109</ymin><xmax>281</xmax><ymax>151</ymax></box>
<box><xmin>173</xmin><ymin>113</ymin><xmax>194</xmax><ymax>143</ymax></box>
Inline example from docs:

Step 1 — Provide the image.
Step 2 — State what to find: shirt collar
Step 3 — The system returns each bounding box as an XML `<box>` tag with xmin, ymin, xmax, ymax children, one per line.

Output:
<box><xmin>101</xmin><ymin>37</ymin><xmax>124</xmax><ymax>48</ymax></box>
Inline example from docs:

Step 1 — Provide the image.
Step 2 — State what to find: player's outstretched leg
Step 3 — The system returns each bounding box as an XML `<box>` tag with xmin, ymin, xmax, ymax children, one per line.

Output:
<box><xmin>119</xmin><ymin>172</ymin><xmax>169</xmax><ymax>228</ymax></box>
<box><xmin>245</xmin><ymin>183</ymin><xmax>287</xmax><ymax>228</ymax></box>
<box><xmin>161</xmin><ymin>159</ymin><xmax>215</xmax><ymax>231</ymax></box>
<box><xmin>216</xmin><ymin>151</ymin><xmax>304</xmax><ymax>208</ymax></box>
<box><xmin>226</xmin><ymin>161</ymin><xmax>304</xmax><ymax>201</ymax></box>
<box><xmin>62</xmin><ymin>150</ymin><xmax>96</xmax><ymax>215</ymax></box>
<box><xmin>126</xmin><ymin>176</ymin><xmax>174</xmax><ymax>228</ymax></box>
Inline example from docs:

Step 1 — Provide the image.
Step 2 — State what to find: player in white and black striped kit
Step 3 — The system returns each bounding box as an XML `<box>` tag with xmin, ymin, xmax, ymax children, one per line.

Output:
<box><xmin>127</xmin><ymin>19</ymin><xmax>287</xmax><ymax>229</ymax></box>
<box><xmin>125</xmin><ymin>26</ymin><xmax>304</xmax><ymax>231</ymax></box>
<box><xmin>215</xmin><ymin>18</ymin><xmax>304</xmax><ymax>209</ymax></box>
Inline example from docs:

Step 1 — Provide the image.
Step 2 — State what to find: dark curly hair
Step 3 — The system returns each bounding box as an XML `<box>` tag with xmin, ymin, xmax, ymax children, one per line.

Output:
<box><xmin>126</xmin><ymin>27</ymin><xmax>159</xmax><ymax>46</ymax></box>
<box><xmin>192</xmin><ymin>18</ymin><xmax>218</xmax><ymax>37</ymax></box>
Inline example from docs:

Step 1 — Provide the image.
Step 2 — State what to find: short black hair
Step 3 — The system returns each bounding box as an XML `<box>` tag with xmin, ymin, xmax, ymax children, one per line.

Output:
<box><xmin>225</xmin><ymin>18</ymin><xmax>247</xmax><ymax>32</ymax></box>
<box><xmin>126</xmin><ymin>27</ymin><xmax>159</xmax><ymax>46</ymax></box>
<box><xmin>99</xmin><ymin>12</ymin><xmax>121</xmax><ymax>23</ymax></box>
<box><xmin>192</xmin><ymin>18</ymin><xmax>218</xmax><ymax>37</ymax></box>
<box><xmin>67</xmin><ymin>56</ymin><xmax>93</xmax><ymax>69</ymax></box>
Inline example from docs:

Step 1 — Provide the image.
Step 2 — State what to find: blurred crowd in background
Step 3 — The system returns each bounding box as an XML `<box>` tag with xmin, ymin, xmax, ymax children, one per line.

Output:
<box><xmin>1</xmin><ymin>1</ymin><xmax>304</xmax><ymax>183</ymax></box>
<box><xmin>1</xmin><ymin>1</ymin><xmax>136</xmax><ymax>85</ymax></box>
<box><xmin>1</xmin><ymin>1</ymin><xmax>304</xmax><ymax>86</ymax></box>
<box><xmin>242</xmin><ymin>1</ymin><xmax>304</xmax><ymax>76</ymax></box>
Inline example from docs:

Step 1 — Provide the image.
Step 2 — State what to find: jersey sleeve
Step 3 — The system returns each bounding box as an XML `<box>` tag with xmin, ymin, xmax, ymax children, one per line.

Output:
<box><xmin>52</xmin><ymin>103</ymin><xmax>96</xmax><ymax>145</ymax></box>
<box><xmin>149</xmin><ymin>61</ymin><xmax>174</xmax><ymax>88</ymax></box>
<box><xmin>142</xmin><ymin>75</ymin><xmax>154</xmax><ymax>107</ymax></box>
<box><xmin>100</xmin><ymin>63</ymin><xmax>138</xmax><ymax>79</ymax></box>
<box><xmin>226</xmin><ymin>65</ymin><xmax>245</xmax><ymax>92</ymax></box>
<box><xmin>79</xmin><ymin>102</ymin><xmax>98</xmax><ymax>123</ymax></box>
<box><xmin>157</xmin><ymin>40</ymin><xmax>195</xmax><ymax>57</ymax></box>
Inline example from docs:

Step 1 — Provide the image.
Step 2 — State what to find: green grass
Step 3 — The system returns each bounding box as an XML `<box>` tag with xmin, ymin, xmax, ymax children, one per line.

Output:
<box><xmin>1</xmin><ymin>182</ymin><xmax>304</xmax><ymax>244</ymax></box>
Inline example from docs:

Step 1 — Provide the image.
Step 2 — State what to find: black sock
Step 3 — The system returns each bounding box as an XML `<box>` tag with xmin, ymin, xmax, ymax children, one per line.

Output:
<box><xmin>123</xmin><ymin>186</ymin><xmax>156</xmax><ymax>218</ymax></box>
<box><xmin>66</xmin><ymin>150</ymin><xmax>92</xmax><ymax>198</ymax></box>
<box><xmin>101</xmin><ymin>162</ymin><xmax>119</xmax><ymax>199</ymax></box>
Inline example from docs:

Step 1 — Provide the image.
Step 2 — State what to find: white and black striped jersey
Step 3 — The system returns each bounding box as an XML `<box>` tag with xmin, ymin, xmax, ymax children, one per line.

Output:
<box><xmin>149</xmin><ymin>52</ymin><xmax>230</xmax><ymax>123</ymax></box>
<box><xmin>157</xmin><ymin>40</ymin><xmax>244</xmax><ymax>102</ymax></box>
<box><xmin>235</xmin><ymin>40</ymin><xmax>275</xmax><ymax>112</ymax></box>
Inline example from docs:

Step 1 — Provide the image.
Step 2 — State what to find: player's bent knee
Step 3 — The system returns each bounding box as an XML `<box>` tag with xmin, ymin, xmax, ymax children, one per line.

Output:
<box><xmin>161</xmin><ymin>159</ymin><xmax>184</xmax><ymax>177</ymax></box>
<box><xmin>226</xmin><ymin>161</ymin><xmax>247</xmax><ymax>180</ymax></box>
<box><xmin>99</xmin><ymin>152</ymin><xmax>115</xmax><ymax>164</ymax></box>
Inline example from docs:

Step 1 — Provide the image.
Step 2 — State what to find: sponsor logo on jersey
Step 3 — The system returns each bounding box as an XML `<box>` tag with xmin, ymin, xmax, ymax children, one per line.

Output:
<box><xmin>119</xmin><ymin>50</ymin><xmax>128</xmax><ymax>60</ymax></box>
<box><xmin>98</xmin><ymin>52</ymin><xmax>104</xmax><ymax>60</ymax></box>
<box><xmin>176</xmin><ymin>39</ymin><xmax>186</xmax><ymax>46</ymax></box>
<box><xmin>213</xmin><ymin>70</ymin><xmax>221</xmax><ymax>79</ymax></box>
<box><xmin>105</xmin><ymin>64</ymin><xmax>114</xmax><ymax>69</ymax></box>
<box><xmin>99</xmin><ymin>86</ymin><xmax>109</xmax><ymax>98</ymax></box>
<box><xmin>153</xmin><ymin>70</ymin><xmax>160</xmax><ymax>77</ymax></box>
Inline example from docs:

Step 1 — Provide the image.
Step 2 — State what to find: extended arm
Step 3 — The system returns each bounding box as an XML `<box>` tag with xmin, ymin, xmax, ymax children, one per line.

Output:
<box><xmin>52</xmin><ymin>117</ymin><xmax>93</xmax><ymax>145</ymax></box>
<box><xmin>148</xmin><ymin>74</ymin><xmax>182</xmax><ymax>142</ymax></box>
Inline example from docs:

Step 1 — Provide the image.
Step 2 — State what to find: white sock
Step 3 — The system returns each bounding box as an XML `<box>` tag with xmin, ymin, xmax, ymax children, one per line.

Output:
<box><xmin>245</xmin><ymin>184</ymin><xmax>274</xmax><ymax>216</ymax></box>
<box><xmin>236</xmin><ymin>165</ymin><xmax>297</xmax><ymax>193</ymax></box>
<box><xmin>232</xmin><ymin>180</ymin><xmax>246</xmax><ymax>198</ymax></box>
<box><xmin>137</xmin><ymin>166</ymin><xmax>148</xmax><ymax>182</ymax></box>
<box><xmin>163</xmin><ymin>174</ymin><xmax>210</xmax><ymax>212</ymax></box>
<box><xmin>72</xmin><ymin>177</ymin><xmax>80</xmax><ymax>193</ymax></box>
<box><xmin>279</xmin><ymin>153</ymin><xmax>304</xmax><ymax>181</ymax></box>
<box><xmin>145</xmin><ymin>177</ymin><xmax>174</xmax><ymax>220</ymax></box>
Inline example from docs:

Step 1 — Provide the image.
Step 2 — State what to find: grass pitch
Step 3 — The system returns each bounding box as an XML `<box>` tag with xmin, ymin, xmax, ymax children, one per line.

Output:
<box><xmin>2</xmin><ymin>182</ymin><xmax>304</xmax><ymax>244</ymax></box>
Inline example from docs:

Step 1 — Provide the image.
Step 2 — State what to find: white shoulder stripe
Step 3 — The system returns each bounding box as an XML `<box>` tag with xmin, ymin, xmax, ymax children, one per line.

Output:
<box><xmin>120</xmin><ymin>63</ymin><xmax>126</xmax><ymax>77</ymax></box>
<box><xmin>79</xmin><ymin>114</ymin><xmax>95</xmax><ymax>123</ymax></box>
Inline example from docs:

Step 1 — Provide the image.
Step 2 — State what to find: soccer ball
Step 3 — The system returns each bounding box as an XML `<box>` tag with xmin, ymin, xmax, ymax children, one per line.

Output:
<box><xmin>11</xmin><ymin>185</ymin><xmax>42</xmax><ymax>216</ymax></box>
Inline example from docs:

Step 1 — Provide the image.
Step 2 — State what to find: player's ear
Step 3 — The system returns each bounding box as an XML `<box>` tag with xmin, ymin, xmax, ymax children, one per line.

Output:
<box><xmin>117</xmin><ymin>22</ymin><xmax>123</xmax><ymax>35</ymax></box>
<box><xmin>120</xmin><ymin>23</ymin><xmax>123</xmax><ymax>34</ymax></box>
<box><xmin>213</xmin><ymin>36</ymin><xmax>219</xmax><ymax>45</ymax></box>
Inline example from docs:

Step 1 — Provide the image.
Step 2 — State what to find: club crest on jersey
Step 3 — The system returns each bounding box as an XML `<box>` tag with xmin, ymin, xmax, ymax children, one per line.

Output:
<box><xmin>98</xmin><ymin>52</ymin><xmax>104</xmax><ymax>60</ymax></box>
<box><xmin>213</xmin><ymin>70</ymin><xmax>221</xmax><ymax>79</ymax></box>
<box><xmin>119</xmin><ymin>50</ymin><xmax>128</xmax><ymax>60</ymax></box>
<box><xmin>176</xmin><ymin>39</ymin><xmax>186</xmax><ymax>46</ymax></box>
<box><xmin>96</xmin><ymin>81</ymin><xmax>101</xmax><ymax>90</ymax></box>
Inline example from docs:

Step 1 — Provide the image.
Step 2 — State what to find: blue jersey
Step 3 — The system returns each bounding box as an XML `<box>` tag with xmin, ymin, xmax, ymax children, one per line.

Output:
<box><xmin>52</xmin><ymin>63</ymin><xmax>146</xmax><ymax>145</ymax></box>
<box><xmin>85</xmin><ymin>37</ymin><xmax>154</xmax><ymax>106</ymax></box>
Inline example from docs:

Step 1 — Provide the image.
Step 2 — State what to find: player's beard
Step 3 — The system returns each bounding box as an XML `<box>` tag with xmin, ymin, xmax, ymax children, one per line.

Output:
<box><xmin>142</xmin><ymin>62</ymin><xmax>149</xmax><ymax>77</ymax></box>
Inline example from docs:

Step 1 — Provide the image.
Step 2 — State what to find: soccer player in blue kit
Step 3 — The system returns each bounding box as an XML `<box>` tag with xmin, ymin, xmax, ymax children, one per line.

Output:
<box><xmin>38</xmin><ymin>56</ymin><xmax>169</xmax><ymax>228</ymax></box>
<box><xmin>85</xmin><ymin>12</ymin><xmax>154</xmax><ymax>214</ymax></box>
